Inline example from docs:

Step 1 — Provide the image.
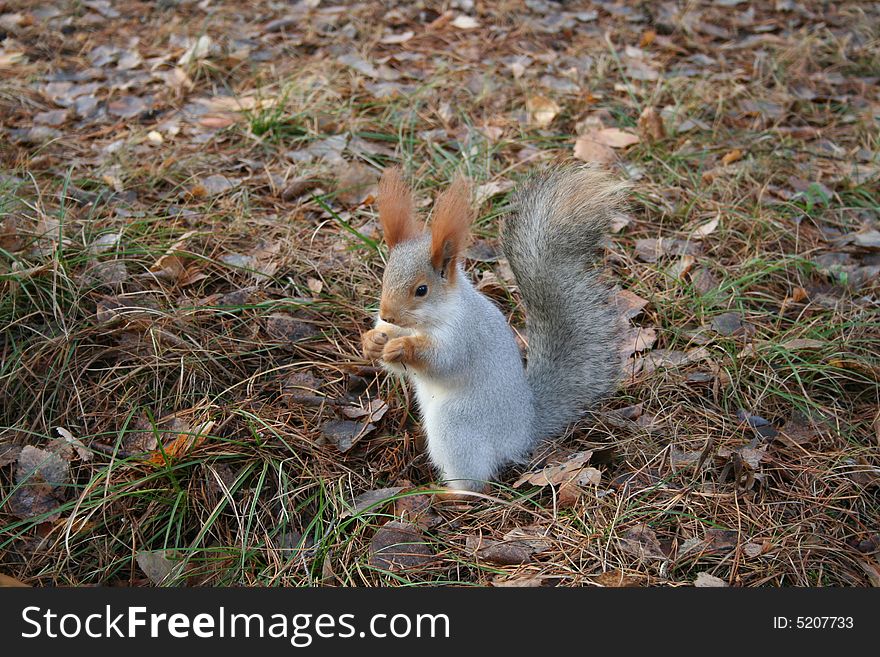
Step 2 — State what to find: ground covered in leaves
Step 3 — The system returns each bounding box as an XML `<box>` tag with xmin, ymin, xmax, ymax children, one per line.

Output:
<box><xmin>1</xmin><ymin>1</ymin><xmax>878</xmax><ymax>587</ymax></box>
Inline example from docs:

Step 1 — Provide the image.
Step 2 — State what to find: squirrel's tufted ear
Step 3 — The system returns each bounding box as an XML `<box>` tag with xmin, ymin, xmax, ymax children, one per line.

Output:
<box><xmin>430</xmin><ymin>176</ymin><xmax>472</xmax><ymax>280</ymax></box>
<box><xmin>377</xmin><ymin>167</ymin><xmax>419</xmax><ymax>248</ymax></box>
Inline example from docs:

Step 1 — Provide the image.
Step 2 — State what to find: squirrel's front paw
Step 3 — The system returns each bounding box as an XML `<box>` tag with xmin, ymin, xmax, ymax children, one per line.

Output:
<box><xmin>361</xmin><ymin>328</ymin><xmax>388</xmax><ymax>361</ymax></box>
<box><xmin>382</xmin><ymin>335</ymin><xmax>428</xmax><ymax>367</ymax></box>
<box><xmin>381</xmin><ymin>336</ymin><xmax>411</xmax><ymax>364</ymax></box>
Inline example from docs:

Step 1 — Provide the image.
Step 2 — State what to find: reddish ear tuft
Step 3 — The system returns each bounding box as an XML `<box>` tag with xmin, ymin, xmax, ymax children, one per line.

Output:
<box><xmin>430</xmin><ymin>176</ymin><xmax>472</xmax><ymax>277</ymax></box>
<box><xmin>377</xmin><ymin>167</ymin><xmax>418</xmax><ymax>247</ymax></box>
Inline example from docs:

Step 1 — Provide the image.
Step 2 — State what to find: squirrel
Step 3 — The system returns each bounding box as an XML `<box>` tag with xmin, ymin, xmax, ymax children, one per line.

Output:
<box><xmin>361</xmin><ymin>165</ymin><xmax>628</xmax><ymax>492</ymax></box>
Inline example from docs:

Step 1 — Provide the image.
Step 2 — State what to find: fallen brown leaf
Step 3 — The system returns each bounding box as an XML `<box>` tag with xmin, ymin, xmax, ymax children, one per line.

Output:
<box><xmin>594</xmin><ymin>569</ymin><xmax>642</xmax><ymax>587</ymax></box>
<box><xmin>9</xmin><ymin>446</ymin><xmax>70</xmax><ymax>522</ymax></box>
<box><xmin>321</xmin><ymin>419</ymin><xmax>376</xmax><ymax>452</ymax></box>
<box><xmin>335</xmin><ymin>161</ymin><xmax>379</xmax><ymax>206</ymax></box>
<box><xmin>0</xmin><ymin>573</ymin><xmax>29</xmax><ymax>587</ymax></box>
<box><xmin>637</xmin><ymin>107</ymin><xmax>665</xmax><ymax>143</ymax></box>
<box><xmin>513</xmin><ymin>451</ymin><xmax>599</xmax><ymax>488</ymax></box>
<box><xmin>634</xmin><ymin>238</ymin><xmax>702</xmax><ymax>262</ymax></box>
<box><xmin>573</xmin><ymin>133</ymin><xmax>615</xmax><ymax>164</ymax></box>
<box><xmin>342</xmin><ymin>486</ymin><xmax>406</xmax><ymax>518</ymax></box>
<box><xmin>615</xmin><ymin>289</ymin><xmax>650</xmax><ymax>319</ymax></box>
<box><xmin>369</xmin><ymin>521</ymin><xmax>434</xmax><ymax>571</ymax></box>
<box><xmin>136</xmin><ymin>550</ymin><xmax>176</xmax><ymax>584</ymax></box>
<box><xmin>492</xmin><ymin>574</ymin><xmax>547</xmax><ymax>587</ymax></box>
<box><xmin>621</xmin><ymin>326</ymin><xmax>658</xmax><ymax>357</ymax></box>
<box><xmin>619</xmin><ymin>524</ymin><xmax>666</xmax><ymax>563</ymax></box>
<box><xmin>0</xmin><ymin>444</ymin><xmax>23</xmax><ymax>467</ymax></box>
<box><xmin>594</xmin><ymin>127</ymin><xmax>640</xmax><ymax>148</ymax></box>
<box><xmin>694</xmin><ymin>572</ymin><xmax>728</xmax><ymax>587</ymax></box>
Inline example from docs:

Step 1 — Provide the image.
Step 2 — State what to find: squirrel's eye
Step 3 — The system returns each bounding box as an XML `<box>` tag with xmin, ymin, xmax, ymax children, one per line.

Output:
<box><xmin>415</xmin><ymin>284</ymin><xmax>428</xmax><ymax>297</ymax></box>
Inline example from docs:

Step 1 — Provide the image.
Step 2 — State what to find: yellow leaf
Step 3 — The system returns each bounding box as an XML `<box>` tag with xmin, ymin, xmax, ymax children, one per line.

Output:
<box><xmin>721</xmin><ymin>149</ymin><xmax>743</xmax><ymax>165</ymax></box>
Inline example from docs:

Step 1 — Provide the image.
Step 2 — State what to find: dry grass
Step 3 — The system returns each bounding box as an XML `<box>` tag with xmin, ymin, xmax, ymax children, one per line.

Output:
<box><xmin>0</xmin><ymin>0</ymin><xmax>878</xmax><ymax>587</ymax></box>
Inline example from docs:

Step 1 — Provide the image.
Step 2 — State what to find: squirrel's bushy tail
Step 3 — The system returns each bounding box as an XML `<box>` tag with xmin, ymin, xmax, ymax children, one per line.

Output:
<box><xmin>502</xmin><ymin>165</ymin><xmax>628</xmax><ymax>441</ymax></box>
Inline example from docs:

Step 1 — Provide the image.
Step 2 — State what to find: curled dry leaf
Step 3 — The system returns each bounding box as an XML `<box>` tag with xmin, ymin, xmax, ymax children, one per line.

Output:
<box><xmin>146</xmin><ymin>420</ymin><xmax>214</xmax><ymax>465</ymax></box>
<box><xmin>178</xmin><ymin>35</ymin><xmax>213</xmax><ymax>65</ymax></box>
<box><xmin>670</xmin><ymin>446</ymin><xmax>702</xmax><ymax>469</ymax></box>
<box><xmin>678</xmin><ymin>530</ymin><xmax>739</xmax><ymax>561</ymax></box>
<box><xmin>474</xmin><ymin>179</ymin><xmax>514</xmax><ymax>206</ymax></box>
<box><xmin>743</xmin><ymin>542</ymin><xmax>765</xmax><ymax>558</ymax></box>
<box><xmin>637</xmin><ymin>106</ymin><xmax>665</xmax><ymax>142</ymax></box>
<box><xmin>468</xmin><ymin>527</ymin><xmax>551</xmax><ymax>566</ymax></box>
<box><xmin>668</xmin><ymin>254</ymin><xmax>696</xmax><ymax>279</ymax></box>
<box><xmin>279</xmin><ymin>177</ymin><xmax>320</xmax><ymax>201</ymax></box>
<box><xmin>467</xmin><ymin>536</ymin><xmax>533</xmax><ymax>566</ymax></box>
<box><xmin>691</xmin><ymin>216</ymin><xmax>720</xmax><ymax>239</ymax></box>
<box><xmin>610</xmin><ymin>213</ymin><xmax>632</xmax><ymax>233</ymax></box>
<box><xmin>149</xmin><ymin>230</ymin><xmax>198</xmax><ymax>283</ymax></box>
<box><xmin>630</xmin><ymin>347</ymin><xmax>712</xmax><ymax>377</ymax></box>
<box><xmin>52</xmin><ymin>427</ymin><xmax>92</xmax><ymax>461</ymax></box>
<box><xmin>514</xmin><ymin>451</ymin><xmax>600</xmax><ymax>488</ymax></box>
<box><xmin>557</xmin><ymin>482</ymin><xmax>585</xmax><ymax>509</ymax></box>
<box><xmin>342</xmin><ymin>398</ymin><xmax>389</xmax><ymax>423</ymax></box>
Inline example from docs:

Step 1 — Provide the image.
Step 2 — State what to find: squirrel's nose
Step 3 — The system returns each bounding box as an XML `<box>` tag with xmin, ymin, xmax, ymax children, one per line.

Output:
<box><xmin>379</xmin><ymin>301</ymin><xmax>396</xmax><ymax>325</ymax></box>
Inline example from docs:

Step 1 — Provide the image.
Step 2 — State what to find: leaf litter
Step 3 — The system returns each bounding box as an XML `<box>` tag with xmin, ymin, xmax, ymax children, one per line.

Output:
<box><xmin>1</xmin><ymin>0</ymin><xmax>878</xmax><ymax>589</ymax></box>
